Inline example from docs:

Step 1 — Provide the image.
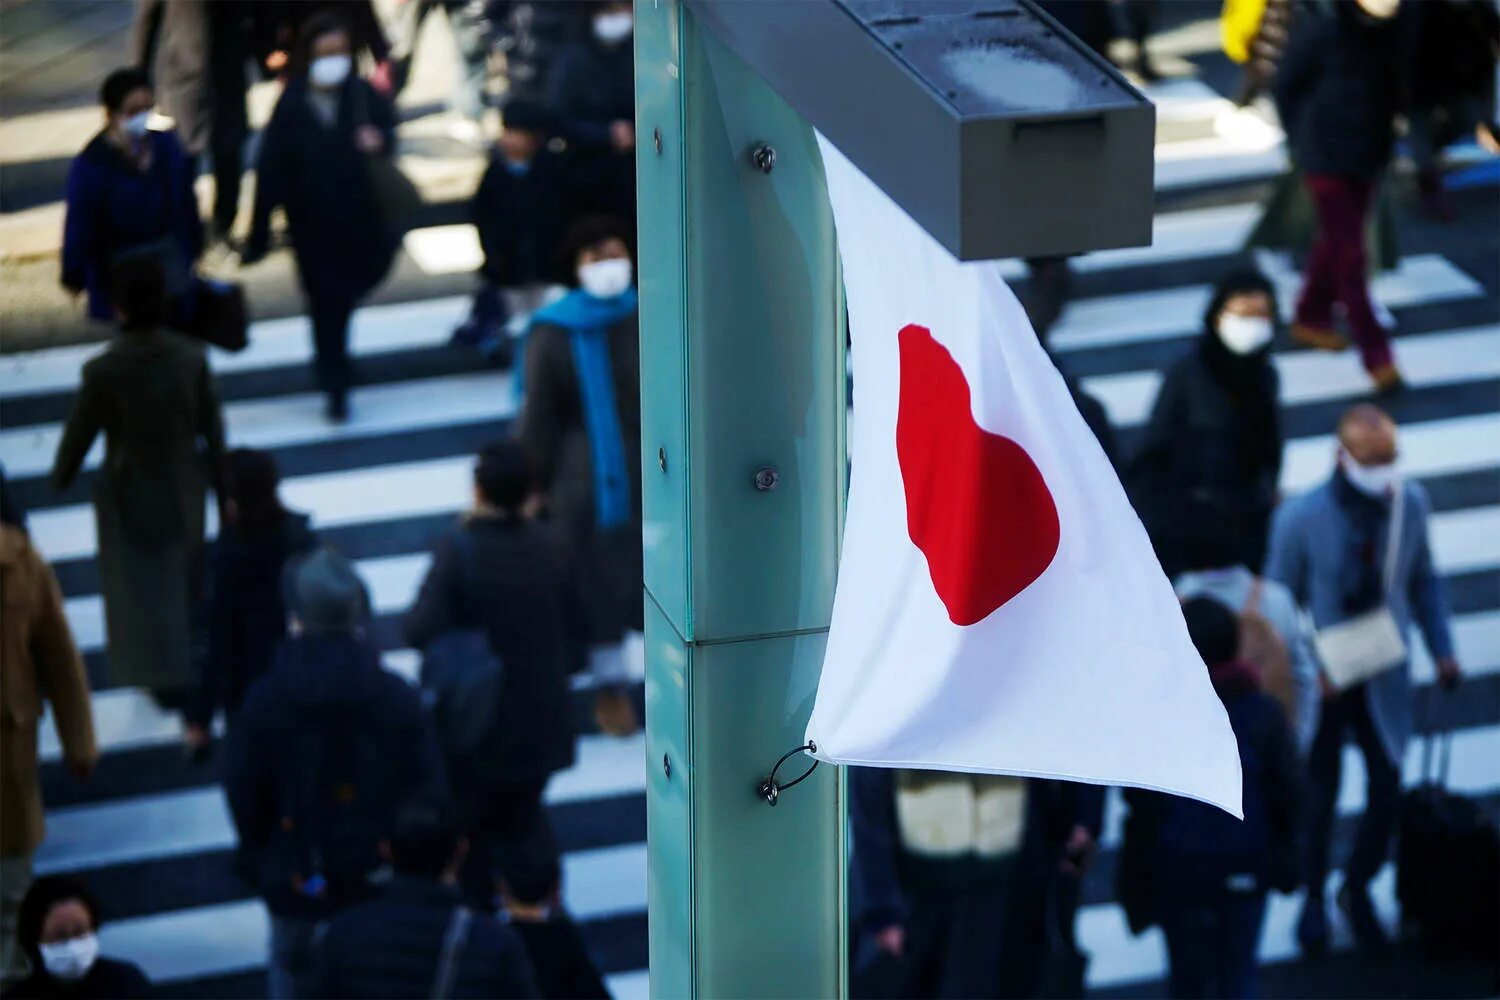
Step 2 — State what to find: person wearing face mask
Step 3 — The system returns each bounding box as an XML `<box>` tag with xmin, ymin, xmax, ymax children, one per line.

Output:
<box><xmin>8</xmin><ymin>878</ymin><xmax>150</xmax><ymax>998</ymax></box>
<box><xmin>1274</xmin><ymin>0</ymin><xmax>1411</xmax><ymax>393</ymax></box>
<box><xmin>243</xmin><ymin>11</ymin><xmax>400</xmax><ymax>422</ymax></box>
<box><xmin>519</xmin><ymin>217</ymin><xmax>641</xmax><ymax>737</ymax></box>
<box><xmin>1129</xmin><ymin>268</ymin><xmax>1284</xmax><ymax>580</ymax></box>
<box><xmin>61</xmin><ymin>68</ymin><xmax>203</xmax><ymax>326</ymax></box>
<box><xmin>458</xmin><ymin>100</ymin><xmax>577</xmax><ymax>360</ymax></box>
<box><xmin>546</xmin><ymin>1</ymin><xmax>636</xmax><ymax>222</ymax></box>
<box><xmin>1265</xmin><ymin>404</ymin><xmax>1462</xmax><ymax>957</ymax></box>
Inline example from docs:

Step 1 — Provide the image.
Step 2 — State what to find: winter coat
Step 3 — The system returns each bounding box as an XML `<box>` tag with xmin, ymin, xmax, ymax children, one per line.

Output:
<box><xmin>1412</xmin><ymin>0</ymin><xmax>1500</xmax><ymax>110</ymax></box>
<box><xmin>50</xmin><ymin>329</ymin><xmax>226</xmax><ymax>692</ymax></box>
<box><xmin>6</xmin><ymin>957</ymin><xmax>151</xmax><ymax>999</ymax></box>
<box><xmin>132</xmin><ymin>0</ymin><xmax>210</xmax><ymax>153</ymax></box>
<box><xmin>312</xmin><ymin>874</ymin><xmax>540</xmax><ymax>999</ymax></box>
<box><xmin>62</xmin><ymin>130</ymin><xmax>203</xmax><ymax>323</ymax></box>
<box><xmin>1175</xmin><ymin>565</ymin><xmax>1321</xmax><ymax>754</ymax></box>
<box><xmin>1264</xmin><ymin>474</ymin><xmax>1455</xmax><ymax>764</ymax></box>
<box><xmin>0</xmin><ymin>527</ymin><xmax>96</xmax><ymax>858</ymax></box>
<box><xmin>546</xmin><ymin>38</ymin><xmax>634</xmax><ymax>219</ymax></box>
<box><xmin>225</xmin><ymin>632</ymin><xmax>446</xmax><ymax>917</ymax></box>
<box><xmin>519</xmin><ymin>317</ymin><xmax>642</xmax><ymax>645</ymax></box>
<box><xmin>404</xmin><ymin>513</ymin><xmax>580</xmax><ymax>785</ymax></box>
<box><xmin>473</xmin><ymin>150</ymin><xmax>575</xmax><ymax>289</ymax></box>
<box><xmin>192</xmin><ymin>512</ymin><xmax>317</xmax><ymax>728</ymax></box>
<box><xmin>1274</xmin><ymin>11</ymin><xmax>1406</xmax><ymax>178</ymax></box>
<box><xmin>247</xmin><ymin>75</ymin><xmax>398</xmax><ymax>305</ymax></box>
<box><xmin>510</xmin><ymin>914</ymin><xmax>610</xmax><ymax>1000</ymax></box>
<box><xmin>1129</xmin><ymin>341</ymin><xmax>1282</xmax><ymax>576</ymax></box>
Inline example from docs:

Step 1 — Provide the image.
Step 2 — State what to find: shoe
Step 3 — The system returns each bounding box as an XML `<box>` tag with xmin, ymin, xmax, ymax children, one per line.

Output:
<box><xmin>1338</xmin><ymin>882</ymin><xmax>1389</xmax><ymax>953</ymax></box>
<box><xmin>1290</xmin><ymin>322</ymin><xmax>1349</xmax><ymax>352</ymax></box>
<box><xmin>325</xmin><ymin>391</ymin><xmax>349</xmax><ymax>424</ymax></box>
<box><xmin>1297</xmin><ymin>895</ymin><xmax>1329</xmax><ymax>958</ymax></box>
<box><xmin>1369</xmin><ymin>363</ymin><xmax>1406</xmax><ymax>396</ymax></box>
<box><xmin>593</xmin><ymin>688</ymin><xmax>640</xmax><ymax>737</ymax></box>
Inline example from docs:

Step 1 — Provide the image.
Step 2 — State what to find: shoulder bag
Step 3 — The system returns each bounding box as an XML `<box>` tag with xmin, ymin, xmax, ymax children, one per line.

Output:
<box><xmin>1313</xmin><ymin>486</ymin><xmax>1407</xmax><ymax>690</ymax></box>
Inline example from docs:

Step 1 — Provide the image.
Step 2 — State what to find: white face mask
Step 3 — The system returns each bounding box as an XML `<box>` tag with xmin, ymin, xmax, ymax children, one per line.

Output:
<box><xmin>578</xmin><ymin>258</ymin><xmax>633</xmax><ymax>299</ymax></box>
<box><xmin>593</xmin><ymin>12</ymin><xmax>634</xmax><ymax>44</ymax></box>
<box><xmin>1216</xmin><ymin>313</ymin><xmax>1274</xmax><ymax>355</ymax></box>
<box><xmin>1342</xmin><ymin>453</ymin><xmax>1400</xmax><ymax>498</ymax></box>
<box><xmin>120</xmin><ymin>111</ymin><xmax>153</xmax><ymax>139</ymax></box>
<box><xmin>309</xmin><ymin>54</ymin><xmax>352</xmax><ymax>90</ymax></box>
<box><xmin>39</xmin><ymin>933</ymin><xmax>100</xmax><ymax>982</ymax></box>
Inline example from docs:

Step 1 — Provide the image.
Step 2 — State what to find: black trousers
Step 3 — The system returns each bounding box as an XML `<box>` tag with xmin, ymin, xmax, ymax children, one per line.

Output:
<box><xmin>455</xmin><ymin>775</ymin><xmax>555</xmax><ymax>911</ymax></box>
<box><xmin>208</xmin><ymin>3</ymin><xmax>250</xmax><ymax>235</ymax></box>
<box><xmin>1306</xmin><ymin>685</ymin><xmax>1401</xmax><ymax>893</ymax></box>
<box><xmin>309</xmin><ymin>295</ymin><xmax>356</xmax><ymax>400</ymax></box>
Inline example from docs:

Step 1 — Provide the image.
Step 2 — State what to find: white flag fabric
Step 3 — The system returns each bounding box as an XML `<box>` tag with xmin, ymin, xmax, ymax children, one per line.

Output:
<box><xmin>807</xmin><ymin>135</ymin><xmax>1243</xmax><ymax>816</ymax></box>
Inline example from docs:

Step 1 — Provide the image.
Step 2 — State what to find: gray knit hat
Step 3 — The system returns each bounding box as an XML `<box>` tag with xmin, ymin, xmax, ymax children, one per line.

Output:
<box><xmin>285</xmin><ymin>547</ymin><xmax>368</xmax><ymax>631</ymax></box>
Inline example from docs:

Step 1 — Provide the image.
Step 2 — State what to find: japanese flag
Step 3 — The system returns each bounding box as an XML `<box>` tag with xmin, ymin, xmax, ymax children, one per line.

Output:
<box><xmin>807</xmin><ymin>136</ymin><xmax>1242</xmax><ymax>816</ymax></box>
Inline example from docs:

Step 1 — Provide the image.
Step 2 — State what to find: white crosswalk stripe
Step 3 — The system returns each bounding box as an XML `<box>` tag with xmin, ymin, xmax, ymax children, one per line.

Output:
<box><xmin>6</xmin><ymin>72</ymin><xmax>1496</xmax><ymax>995</ymax></box>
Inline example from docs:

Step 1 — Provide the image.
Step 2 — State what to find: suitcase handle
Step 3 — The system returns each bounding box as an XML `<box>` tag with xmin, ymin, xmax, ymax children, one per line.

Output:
<box><xmin>1418</xmin><ymin>688</ymin><xmax>1455</xmax><ymax>788</ymax></box>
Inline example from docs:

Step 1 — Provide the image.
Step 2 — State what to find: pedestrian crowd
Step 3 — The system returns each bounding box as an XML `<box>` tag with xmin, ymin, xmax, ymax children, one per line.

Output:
<box><xmin>1</xmin><ymin>0</ymin><xmax>1492</xmax><ymax>998</ymax></box>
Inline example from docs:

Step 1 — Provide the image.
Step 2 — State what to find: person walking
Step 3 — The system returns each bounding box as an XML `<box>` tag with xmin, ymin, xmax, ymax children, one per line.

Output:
<box><xmin>1408</xmin><ymin>0</ymin><xmax>1500</xmax><ymax>220</ymax></box>
<box><xmin>457</xmin><ymin>99</ymin><xmax>574</xmax><ymax>359</ymax></box>
<box><xmin>61</xmin><ymin>68</ymin><xmax>203</xmax><ymax>326</ymax></box>
<box><xmin>50</xmin><ymin>258</ymin><xmax>227</xmax><ymax>704</ymax></box>
<box><xmin>185</xmin><ymin>449</ymin><xmax>317</xmax><ymax>759</ymax></box>
<box><xmin>1274</xmin><ymin>0</ymin><xmax>1408</xmax><ymax>392</ymax></box>
<box><xmin>1126</xmin><ymin>597</ymin><xmax>1302</xmax><ymax>1000</ymax></box>
<box><xmin>405</xmin><ymin>440</ymin><xmax>579</xmax><ymax>909</ymax></box>
<box><xmin>0</xmin><ymin>519</ymin><xmax>96</xmax><ymax>989</ymax></box>
<box><xmin>518</xmin><ymin>217</ymin><xmax>641</xmax><ymax>737</ymax></box>
<box><xmin>546</xmin><ymin>2</ymin><xmax>635</xmax><ymax>222</ymax></box>
<box><xmin>243</xmin><ymin>10</ymin><xmax>400</xmax><ymax>422</ymax></box>
<box><xmin>1129</xmin><ymin>268</ymin><xmax>1283</xmax><ymax>578</ymax></box>
<box><xmin>312</xmin><ymin>799</ymin><xmax>541</xmax><ymax>998</ymax></box>
<box><xmin>225</xmin><ymin>548</ymin><xmax>446</xmax><ymax>999</ymax></box>
<box><xmin>498</xmin><ymin>842</ymin><xmax>609</xmax><ymax>999</ymax></box>
<box><xmin>1175</xmin><ymin>499</ymin><xmax>1321</xmax><ymax>755</ymax></box>
<box><xmin>8</xmin><ymin>878</ymin><xmax>150</xmax><ymax>999</ymax></box>
<box><xmin>1265</xmin><ymin>404</ymin><xmax>1462</xmax><ymax>955</ymax></box>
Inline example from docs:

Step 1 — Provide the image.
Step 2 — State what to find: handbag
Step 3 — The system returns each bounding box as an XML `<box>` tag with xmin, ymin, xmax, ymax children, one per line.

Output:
<box><xmin>1314</xmin><ymin>486</ymin><xmax>1407</xmax><ymax>690</ymax></box>
<box><xmin>176</xmin><ymin>277</ymin><xmax>249</xmax><ymax>352</ymax></box>
<box><xmin>354</xmin><ymin>81</ymin><xmax>424</xmax><ymax>237</ymax></box>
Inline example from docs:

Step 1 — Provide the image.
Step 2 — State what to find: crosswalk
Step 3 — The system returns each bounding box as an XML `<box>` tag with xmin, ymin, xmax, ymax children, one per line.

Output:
<box><xmin>3</xmin><ymin>77</ymin><xmax>1496</xmax><ymax>998</ymax></box>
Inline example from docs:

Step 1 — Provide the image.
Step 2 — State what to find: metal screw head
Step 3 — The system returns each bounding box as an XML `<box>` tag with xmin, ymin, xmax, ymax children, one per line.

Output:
<box><xmin>653</xmin><ymin>127</ymin><xmax>663</xmax><ymax>155</ymax></box>
<box><xmin>658</xmin><ymin>447</ymin><xmax>667</xmax><ymax>473</ymax></box>
<box><xmin>663</xmin><ymin>754</ymin><xmax>672</xmax><ymax>778</ymax></box>
<box><xmin>750</xmin><ymin>144</ymin><xmax>777</xmax><ymax>174</ymax></box>
<box><xmin>753</xmin><ymin>467</ymin><xmax>780</xmax><ymax>491</ymax></box>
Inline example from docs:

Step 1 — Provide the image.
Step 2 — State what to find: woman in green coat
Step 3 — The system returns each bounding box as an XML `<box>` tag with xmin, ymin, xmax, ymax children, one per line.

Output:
<box><xmin>51</xmin><ymin>257</ymin><xmax>227</xmax><ymax>700</ymax></box>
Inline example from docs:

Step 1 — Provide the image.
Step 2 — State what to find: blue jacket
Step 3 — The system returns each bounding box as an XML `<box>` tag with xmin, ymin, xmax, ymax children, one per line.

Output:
<box><xmin>1264</xmin><ymin>475</ymin><xmax>1455</xmax><ymax>763</ymax></box>
<box><xmin>62</xmin><ymin>129</ymin><xmax>203</xmax><ymax>321</ymax></box>
<box><xmin>224</xmin><ymin>633</ymin><xmax>447</xmax><ymax>917</ymax></box>
<box><xmin>313</xmin><ymin>875</ymin><xmax>540</xmax><ymax>999</ymax></box>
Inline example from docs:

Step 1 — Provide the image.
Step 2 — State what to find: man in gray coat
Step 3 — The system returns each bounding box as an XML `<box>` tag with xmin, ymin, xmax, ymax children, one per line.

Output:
<box><xmin>1265</xmin><ymin>404</ymin><xmax>1461</xmax><ymax>955</ymax></box>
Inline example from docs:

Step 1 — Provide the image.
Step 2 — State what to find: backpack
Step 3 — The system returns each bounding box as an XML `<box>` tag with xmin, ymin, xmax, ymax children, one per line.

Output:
<box><xmin>268</xmin><ymin>700</ymin><xmax>386</xmax><ymax>905</ymax></box>
<box><xmin>1238</xmin><ymin>579</ymin><xmax>1296</xmax><ymax>730</ymax></box>
<box><xmin>420</xmin><ymin>529</ymin><xmax>506</xmax><ymax>764</ymax></box>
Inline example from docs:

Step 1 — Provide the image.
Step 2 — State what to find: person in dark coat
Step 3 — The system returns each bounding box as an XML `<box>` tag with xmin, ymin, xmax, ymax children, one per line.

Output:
<box><xmin>546</xmin><ymin>2</ymin><xmax>635</xmax><ymax>222</ymax></box>
<box><xmin>1124</xmin><ymin>598</ymin><xmax>1302</xmax><ymax>999</ymax></box>
<box><xmin>849</xmin><ymin>769</ymin><xmax>1105</xmax><ymax>999</ymax></box>
<box><xmin>405</xmin><ymin>440</ymin><xmax>579</xmax><ymax>910</ymax></box>
<box><xmin>225</xmin><ymin>548</ymin><xmax>446</xmax><ymax>1000</ymax></box>
<box><xmin>518</xmin><ymin>216</ymin><xmax>641</xmax><ymax>737</ymax></box>
<box><xmin>243</xmin><ymin>11</ymin><xmax>399</xmax><ymax>422</ymax></box>
<box><xmin>1408</xmin><ymin>0</ymin><xmax>1500</xmax><ymax>219</ymax></box>
<box><xmin>498</xmin><ymin>839</ymin><xmax>608</xmax><ymax>999</ymax></box>
<box><xmin>51</xmin><ymin>258</ymin><xmax>227</xmax><ymax>701</ymax></box>
<box><xmin>457</xmin><ymin>100</ymin><xmax>575</xmax><ymax>359</ymax></box>
<box><xmin>61</xmin><ymin>68</ymin><xmax>203</xmax><ymax>325</ymax></box>
<box><xmin>1129</xmin><ymin>268</ymin><xmax>1282</xmax><ymax>579</ymax></box>
<box><xmin>249</xmin><ymin>0</ymin><xmax>390</xmax><ymax>81</ymax></box>
<box><xmin>8</xmin><ymin>877</ymin><xmax>150</xmax><ymax>999</ymax></box>
<box><xmin>1275</xmin><ymin>0</ymin><xmax>1407</xmax><ymax>392</ymax></box>
<box><xmin>185</xmin><ymin>449</ymin><xmax>317</xmax><ymax>758</ymax></box>
<box><xmin>313</xmin><ymin>799</ymin><xmax>541</xmax><ymax>999</ymax></box>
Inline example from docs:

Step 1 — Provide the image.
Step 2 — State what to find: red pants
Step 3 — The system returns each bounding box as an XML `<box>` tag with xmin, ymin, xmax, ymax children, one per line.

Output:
<box><xmin>1295</xmin><ymin>174</ymin><xmax>1394</xmax><ymax>371</ymax></box>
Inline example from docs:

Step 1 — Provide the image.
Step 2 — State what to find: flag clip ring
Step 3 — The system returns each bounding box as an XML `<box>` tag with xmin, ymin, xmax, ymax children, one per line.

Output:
<box><xmin>758</xmin><ymin>741</ymin><xmax>819</xmax><ymax>807</ymax></box>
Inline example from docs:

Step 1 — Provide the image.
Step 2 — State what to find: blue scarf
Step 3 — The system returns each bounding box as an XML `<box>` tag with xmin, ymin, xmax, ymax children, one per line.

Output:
<box><xmin>527</xmin><ymin>288</ymin><xmax>638</xmax><ymax>531</ymax></box>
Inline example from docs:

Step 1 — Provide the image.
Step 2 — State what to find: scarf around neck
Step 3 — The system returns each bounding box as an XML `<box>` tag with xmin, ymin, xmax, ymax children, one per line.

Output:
<box><xmin>528</xmin><ymin>288</ymin><xmax>638</xmax><ymax>531</ymax></box>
